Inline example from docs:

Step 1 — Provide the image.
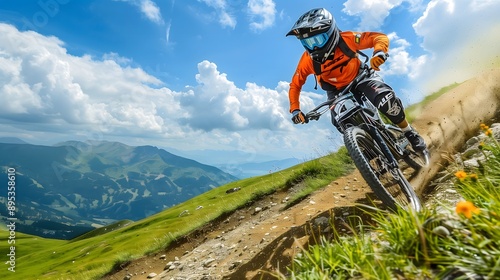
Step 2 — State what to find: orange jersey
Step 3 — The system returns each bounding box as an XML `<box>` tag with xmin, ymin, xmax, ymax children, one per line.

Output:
<box><xmin>288</xmin><ymin>31</ymin><xmax>389</xmax><ymax>113</ymax></box>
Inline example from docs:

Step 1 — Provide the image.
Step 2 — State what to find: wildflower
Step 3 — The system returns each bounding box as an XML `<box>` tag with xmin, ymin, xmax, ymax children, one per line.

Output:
<box><xmin>454</xmin><ymin>170</ymin><xmax>467</xmax><ymax>181</ymax></box>
<box><xmin>456</xmin><ymin>201</ymin><xmax>480</xmax><ymax>219</ymax></box>
<box><xmin>480</xmin><ymin>123</ymin><xmax>494</xmax><ymax>136</ymax></box>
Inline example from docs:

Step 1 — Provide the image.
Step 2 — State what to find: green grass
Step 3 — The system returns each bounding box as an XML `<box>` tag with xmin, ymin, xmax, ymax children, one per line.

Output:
<box><xmin>71</xmin><ymin>220</ymin><xmax>133</xmax><ymax>241</ymax></box>
<box><xmin>0</xmin><ymin>82</ymin><xmax>471</xmax><ymax>279</ymax></box>
<box><xmin>285</xmin><ymin>125</ymin><xmax>500</xmax><ymax>279</ymax></box>
<box><xmin>283</xmin><ymin>147</ymin><xmax>354</xmax><ymax>208</ymax></box>
<box><xmin>0</xmin><ymin>147</ymin><xmax>354</xmax><ymax>280</ymax></box>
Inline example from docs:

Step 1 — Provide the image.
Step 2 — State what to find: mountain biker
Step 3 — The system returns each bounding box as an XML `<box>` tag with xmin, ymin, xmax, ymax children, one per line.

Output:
<box><xmin>286</xmin><ymin>8</ymin><xmax>426</xmax><ymax>152</ymax></box>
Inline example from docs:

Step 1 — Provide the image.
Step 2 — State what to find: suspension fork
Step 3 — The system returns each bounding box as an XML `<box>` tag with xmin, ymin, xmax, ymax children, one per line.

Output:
<box><xmin>360</xmin><ymin>124</ymin><xmax>399</xmax><ymax>169</ymax></box>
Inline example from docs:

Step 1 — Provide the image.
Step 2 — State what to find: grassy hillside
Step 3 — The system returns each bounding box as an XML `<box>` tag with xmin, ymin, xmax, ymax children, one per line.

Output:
<box><xmin>0</xmin><ymin>83</ymin><xmax>458</xmax><ymax>279</ymax></box>
<box><xmin>0</xmin><ymin>141</ymin><xmax>238</xmax><ymax>239</ymax></box>
<box><xmin>0</xmin><ymin>147</ymin><xmax>354</xmax><ymax>279</ymax></box>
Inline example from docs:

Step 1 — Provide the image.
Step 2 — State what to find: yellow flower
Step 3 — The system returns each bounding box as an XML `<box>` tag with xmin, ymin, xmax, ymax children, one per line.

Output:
<box><xmin>485</xmin><ymin>128</ymin><xmax>493</xmax><ymax>137</ymax></box>
<box><xmin>480</xmin><ymin>123</ymin><xmax>489</xmax><ymax>131</ymax></box>
<box><xmin>456</xmin><ymin>201</ymin><xmax>480</xmax><ymax>219</ymax></box>
<box><xmin>454</xmin><ymin>170</ymin><xmax>467</xmax><ymax>181</ymax></box>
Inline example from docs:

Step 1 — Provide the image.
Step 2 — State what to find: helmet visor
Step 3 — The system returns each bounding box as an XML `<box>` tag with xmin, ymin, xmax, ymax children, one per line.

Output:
<box><xmin>300</xmin><ymin>33</ymin><xmax>329</xmax><ymax>50</ymax></box>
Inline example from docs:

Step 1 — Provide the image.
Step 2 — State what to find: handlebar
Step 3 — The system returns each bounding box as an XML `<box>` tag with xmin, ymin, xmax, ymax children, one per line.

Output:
<box><xmin>305</xmin><ymin>61</ymin><xmax>375</xmax><ymax>122</ymax></box>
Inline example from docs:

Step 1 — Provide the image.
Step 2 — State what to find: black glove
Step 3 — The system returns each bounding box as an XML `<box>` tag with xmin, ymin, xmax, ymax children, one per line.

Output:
<box><xmin>291</xmin><ymin>110</ymin><xmax>308</xmax><ymax>124</ymax></box>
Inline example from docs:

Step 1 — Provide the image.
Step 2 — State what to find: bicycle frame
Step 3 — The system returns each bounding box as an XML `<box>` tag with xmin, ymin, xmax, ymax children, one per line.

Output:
<box><xmin>304</xmin><ymin>54</ymin><xmax>427</xmax><ymax>211</ymax></box>
<box><xmin>305</xmin><ymin>64</ymin><xmax>410</xmax><ymax>168</ymax></box>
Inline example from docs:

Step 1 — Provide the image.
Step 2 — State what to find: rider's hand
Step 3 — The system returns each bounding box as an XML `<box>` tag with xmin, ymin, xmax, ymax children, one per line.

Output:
<box><xmin>370</xmin><ymin>51</ymin><xmax>389</xmax><ymax>71</ymax></box>
<box><xmin>291</xmin><ymin>110</ymin><xmax>308</xmax><ymax>124</ymax></box>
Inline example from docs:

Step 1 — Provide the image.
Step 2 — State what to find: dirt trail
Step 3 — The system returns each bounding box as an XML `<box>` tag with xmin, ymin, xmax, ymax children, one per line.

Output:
<box><xmin>103</xmin><ymin>69</ymin><xmax>500</xmax><ymax>280</ymax></box>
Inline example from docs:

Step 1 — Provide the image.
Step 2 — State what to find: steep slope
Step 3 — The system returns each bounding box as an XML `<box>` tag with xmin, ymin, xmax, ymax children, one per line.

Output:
<box><xmin>0</xmin><ymin>141</ymin><xmax>237</xmax><ymax>239</ymax></box>
<box><xmin>102</xmin><ymin>68</ymin><xmax>500</xmax><ymax>280</ymax></box>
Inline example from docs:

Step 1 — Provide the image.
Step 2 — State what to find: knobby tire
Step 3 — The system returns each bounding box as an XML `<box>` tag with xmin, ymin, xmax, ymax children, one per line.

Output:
<box><xmin>343</xmin><ymin>127</ymin><xmax>422</xmax><ymax>212</ymax></box>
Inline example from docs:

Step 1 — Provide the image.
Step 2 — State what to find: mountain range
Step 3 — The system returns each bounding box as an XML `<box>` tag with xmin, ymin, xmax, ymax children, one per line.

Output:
<box><xmin>165</xmin><ymin>147</ymin><xmax>303</xmax><ymax>178</ymax></box>
<box><xmin>0</xmin><ymin>140</ymin><xmax>238</xmax><ymax>239</ymax></box>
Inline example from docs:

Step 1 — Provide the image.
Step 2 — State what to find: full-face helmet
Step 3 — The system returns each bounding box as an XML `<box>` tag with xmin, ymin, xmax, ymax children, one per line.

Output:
<box><xmin>286</xmin><ymin>8</ymin><xmax>340</xmax><ymax>64</ymax></box>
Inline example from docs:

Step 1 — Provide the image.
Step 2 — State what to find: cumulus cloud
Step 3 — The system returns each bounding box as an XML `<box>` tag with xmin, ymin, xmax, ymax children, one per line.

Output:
<box><xmin>0</xmin><ymin>23</ymin><xmax>178</xmax><ymax>135</ymax></box>
<box><xmin>383</xmin><ymin>32</ymin><xmax>428</xmax><ymax>79</ymax></box>
<box><xmin>341</xmin><ymin>0</ymin><xmax>500</xmax><ymax>96</ymax></box>
<box><xmin>1</xmin><ymin>23</ymin><xmax>331</xmax><ymax>157</ymax></box>
<box><xmin>343</xmin><ymin>0</ymin><xmax>423</xmax><ymax>29</ymax></box>
<box><xmin>247</xmin><ymin>0</ymin><xmax>276</xmax><ymax>32</ymax></box>
<box><xmin>178</xmin><ymin>60</ymin><xmax>291</xmax><ymax>131</ymax></box>
<box><xmin>412</xmin><ymin>0</ymin><xmax>500</xmax><ymax>92</ymax></box>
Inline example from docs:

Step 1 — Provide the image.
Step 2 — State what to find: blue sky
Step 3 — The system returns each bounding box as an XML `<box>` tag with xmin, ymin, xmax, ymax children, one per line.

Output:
<box><xmin>1</xmin><ymin>0</ymin><xmax>500</xmax><ymax>165</ymax></box>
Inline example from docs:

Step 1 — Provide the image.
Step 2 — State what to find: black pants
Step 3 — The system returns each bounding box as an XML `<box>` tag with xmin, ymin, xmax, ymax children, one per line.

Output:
<box><xmin>327</xmin><ymin>72</ymin><xmax>405</xmax><ymax>126</ymax></box>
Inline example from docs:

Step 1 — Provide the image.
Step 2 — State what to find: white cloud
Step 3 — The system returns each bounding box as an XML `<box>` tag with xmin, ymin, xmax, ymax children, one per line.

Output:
<box><xmin>179</xmin><ymin>60</ymin><xmax>292</xmax><ymax>131</ymax></box>
<box><xmin>384</xmin><ymin>33</ymin><xmax>411</xmax><ymax>75</ymax></box>
<box><xmin>101</xmin><ymin>52</ymin><xmax>133</xmax><ymax>66</ymax></box>
<box><xmin>116</xmin><ymin>0</ymin><xmax>164</xmax><ymax>24</ymax></box>
<box><xmin>342</xmin><ymin>0</ymin><xmax>500</xmax><ymax>97</ymax></box>
<box><xmin>0</xmin><ymin>23</ymin><xmax>174</xmax><ymax>133</ymax></box>
<box><xmin>247</xmin><ymin>0</ymin><xmax>276</xmax><ymax>32</ymax></box>
<box><xmin>383</xmin><ymin>32</ymin><xmax>428</xmax><ymax>79</ymax></box>
<box><xmin>218</xmin><ymin>11</ymin><xmax>237</xmax><ymax>29</ymax></box>
<box><xmin>412</xmin><ymin>0</ymin><xmax>500</xmax><ymax>92</ymax></box>
<box><xmin>198</xmin><ymin>0</ymin><xmax>237</xmax><ymax>29</ymax></box>
<box><xmin>343</xmin><ymin>0</ymin><xmax>423</xmax><ymax>29</ymax></box>
<box><xmin>1</xmin><ymin>23</ymin><xmax>334</xmax><ymax>158</ymax></box>
<box><xmin>139</xmin><ymin>0</ymin><xmax>163</xmax><ymax>24</ymax></box>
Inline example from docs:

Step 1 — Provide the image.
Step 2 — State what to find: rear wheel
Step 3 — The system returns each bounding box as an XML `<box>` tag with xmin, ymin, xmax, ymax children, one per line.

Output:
<box><xmin>344</xmin><ymin>127</ymin><xmax>422</xmax><ymax>212</ymax></box>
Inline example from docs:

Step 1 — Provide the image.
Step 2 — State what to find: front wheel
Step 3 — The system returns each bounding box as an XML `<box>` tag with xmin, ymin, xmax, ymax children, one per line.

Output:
<box><xmin>344</xmin><ymin>127</ymin><xmax>422</xmax><ymax>212</ymax></box>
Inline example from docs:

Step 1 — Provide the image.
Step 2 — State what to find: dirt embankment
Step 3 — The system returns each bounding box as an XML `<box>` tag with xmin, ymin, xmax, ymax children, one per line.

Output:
<box><xmin>103</xmin><ymin>69</ymin><xmax>500</xmax><ymax>280</ymax></box>
<box><xmin>411</xmin><ymin>68</ymin><xmax>500</xmax><ymax>194</ymax></box>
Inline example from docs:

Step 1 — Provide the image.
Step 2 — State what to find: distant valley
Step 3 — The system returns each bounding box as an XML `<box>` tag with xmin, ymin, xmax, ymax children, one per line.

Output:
<box><xmin>166</xmin><ymin>147</ymin><xmax>303</xmax><ymax>179</ymax></box>
<box><xmin>215</xmin><ymin>158</ymin><xmax>303</xmax><ymax>178</ymax></box>
<box><xmin>0</xmin><ymin>140</ymin><xmax>238</xmax><ymax>239</ymax></box>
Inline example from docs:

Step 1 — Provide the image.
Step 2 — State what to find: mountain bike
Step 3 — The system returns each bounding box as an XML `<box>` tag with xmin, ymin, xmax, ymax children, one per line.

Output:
<box><xmin>305</xmin><ymin>54</ymin><xmax>429</xmax><ymax>212</ymax></box>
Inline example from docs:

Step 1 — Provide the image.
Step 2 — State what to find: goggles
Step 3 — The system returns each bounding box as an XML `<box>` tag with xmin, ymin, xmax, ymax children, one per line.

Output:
<box><xmin>300</xmin><ymin>33</ymin><xmax>329</xmax><ymax>50</ymax></box>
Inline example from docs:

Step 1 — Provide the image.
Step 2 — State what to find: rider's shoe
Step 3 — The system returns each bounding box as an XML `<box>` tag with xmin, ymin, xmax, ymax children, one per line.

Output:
<box><xmin>404</xmin><ymin>130</ymin><xmax>426</xmax><ymax>151</ymax></box>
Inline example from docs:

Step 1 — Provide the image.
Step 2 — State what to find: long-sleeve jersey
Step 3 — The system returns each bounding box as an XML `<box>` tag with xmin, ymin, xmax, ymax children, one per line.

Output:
<box><xmin>288</xmin><ymin>31</ymin><xmax>389</xmax><ymax>113</ymax></box>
